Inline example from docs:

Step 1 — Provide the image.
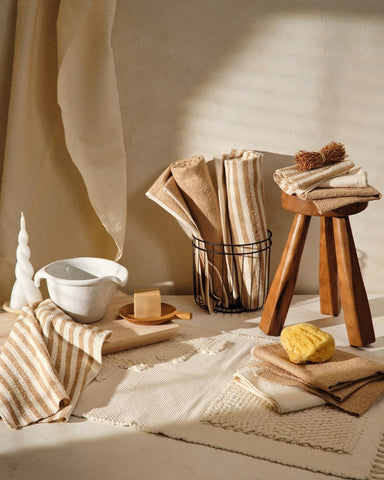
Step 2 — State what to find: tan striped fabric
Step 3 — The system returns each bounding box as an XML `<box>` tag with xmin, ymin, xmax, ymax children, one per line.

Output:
<box><xmin>0</xmin><ymin>299</ymin><xmax>111</xmax><ymax>429</ymax></box>
<box><xmin>274</xmin><ymin>160</ymin><xmax>355</xmax><ymax>195</ymax></box>
<box><xmin>224</xmin><ymin>151</ymin><xmax>268</xmax><ymax>309</ymax></box>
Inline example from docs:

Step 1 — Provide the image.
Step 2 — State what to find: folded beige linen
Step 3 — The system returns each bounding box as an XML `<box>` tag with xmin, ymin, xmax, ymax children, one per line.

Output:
<box><xmin>234</xmin><ymin>365</ymin><xmax>326</xmax><ymax>413</ymax></box>
<box><xmin>318</xmin><ymin>166</ymin><xmax>367</xmax><ymax>188</ymax></box>
<box><xmin>224</xmin><ymin>150</ymin><xmax>268</xmax><ymax>309</ymax></box>
<box><xmin>273</xmin><ymin>160</ymin><xmax>355</xmax><ymax>195</ymax></box>
<box><xmin>252</xmin><ymin>344</ymin><xmax>384</xmax><ymax>415</ymax></box>
<box><xmin>0</xmin><ymin>299</ymin><xmax>111</xmax><ymax>429</ymax></box>
<box><xmin>298</xmin><ymin>185</ymin><xmax>382</xmax><ymax>214</ymax></box>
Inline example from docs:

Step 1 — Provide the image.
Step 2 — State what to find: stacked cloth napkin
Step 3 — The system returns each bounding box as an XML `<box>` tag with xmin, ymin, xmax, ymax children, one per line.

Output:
<box><xmin>274</xmin><ymin>157</ymin><xmax>381</xmax><ymax>214</ymax></box>
<box><xmin>0</xmin><ymin>299</ymin><xmax>111</xmax><ymax>428</ymax></box>
<box><xmin>146</xmin><ymin>150</ymin><xmax>268</xmax><ymax>312</ymax></box>
<box><xmin>235</xmin><ymin>343</ymin><xmax>384</xmax><ymax>416</ymax></box>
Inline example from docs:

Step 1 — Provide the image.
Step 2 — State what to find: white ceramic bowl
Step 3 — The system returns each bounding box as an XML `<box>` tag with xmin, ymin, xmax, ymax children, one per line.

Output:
<box><xmin>34</xmin><ymin>257</ymin><xmax>128</xmax><ymax>323</ymax></box>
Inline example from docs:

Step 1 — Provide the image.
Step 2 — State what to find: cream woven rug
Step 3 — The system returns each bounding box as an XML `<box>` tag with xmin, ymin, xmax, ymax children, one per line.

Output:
<box><xmin>73</xmin><ymin>326</ymin><xmax>384</xmax><ymax>480</ymax></box>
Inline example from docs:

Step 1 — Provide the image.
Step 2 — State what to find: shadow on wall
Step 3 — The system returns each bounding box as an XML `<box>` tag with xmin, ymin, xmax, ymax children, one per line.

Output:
<box><xmin>113</xmin><ymin>0</ymin><xmax>384</xmax><ymax>294</ymax></box>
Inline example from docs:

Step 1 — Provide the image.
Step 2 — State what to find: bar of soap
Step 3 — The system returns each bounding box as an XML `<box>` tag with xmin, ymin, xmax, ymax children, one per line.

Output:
<box><xmin>134</xmin><ymin>289</ymin><xmax>161</xmax><ymax>318</ymax></box>
<box><xmin>281</xmin><ymin>323</ymin><xmax>335</xmax><ymax>364</ymax></box>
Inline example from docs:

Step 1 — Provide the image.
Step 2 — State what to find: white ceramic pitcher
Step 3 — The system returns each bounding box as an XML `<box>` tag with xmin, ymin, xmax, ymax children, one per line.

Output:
<box><xmin>34</xmin><ymin>257</ymin><xmax>128</xmax><ymax>323</ymax></box>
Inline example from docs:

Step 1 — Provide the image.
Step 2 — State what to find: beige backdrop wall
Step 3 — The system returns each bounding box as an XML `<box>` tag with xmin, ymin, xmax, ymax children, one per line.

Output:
<box><xmin>113</xmin><ymin>0</ymin><xmax>384</xmax><ymax>295</ymax></box>
<box><xmin>1</xmin><ymin>0</ymin><xmax>384</xmax><ymax>297</ymax></box>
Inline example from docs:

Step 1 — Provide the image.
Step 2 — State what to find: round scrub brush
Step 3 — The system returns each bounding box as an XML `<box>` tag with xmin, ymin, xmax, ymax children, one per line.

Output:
<box><xmin>294</xmin><ymin>141</ymin><xmax>348</xmax><ymax>172</ymax></box>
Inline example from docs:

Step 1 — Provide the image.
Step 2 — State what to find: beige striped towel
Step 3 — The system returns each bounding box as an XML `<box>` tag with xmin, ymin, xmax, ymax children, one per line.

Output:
<box><xmin>274</xmin><ymin>159</ymin><xmax>355</xmax><ymax>195</ymax></box>
<box><xmin>224</xmin><ymin>150</ymin><xmax>268</xmax><ymax>309</ymax></box>
<box><xmin>0</xmin><ymin>299</ymin><xmax>111</xmax><ymax>429</ymax></box>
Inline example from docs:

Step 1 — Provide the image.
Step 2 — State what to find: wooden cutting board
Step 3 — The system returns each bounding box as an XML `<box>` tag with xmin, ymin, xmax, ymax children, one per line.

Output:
<box><xmin>0</xmin><ymin>292</ymin><xmax>180</xmax><ymax>355</ymax></box>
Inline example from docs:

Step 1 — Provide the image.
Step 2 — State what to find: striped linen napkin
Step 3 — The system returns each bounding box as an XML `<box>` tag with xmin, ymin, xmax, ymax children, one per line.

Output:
<box><xmin>0</xmin><ymin>299</ymin><xmax>111</xmax><ymax>429</ymax></box>
<box><xmin>224</xmin><ymin>150</ymin><xmax>268</xmax><ymax>309</ymax></box>
<box><xmin>274</xmin><ymin>159</ymin><xmax>355</xmax><ymax>195</ymax></box>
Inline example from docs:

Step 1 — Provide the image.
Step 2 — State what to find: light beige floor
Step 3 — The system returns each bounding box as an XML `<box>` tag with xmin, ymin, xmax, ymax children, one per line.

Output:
<box><xmin>1</xmin><ymin>294</ymin><xmax>384</xmax><ymax>480</ymax></box>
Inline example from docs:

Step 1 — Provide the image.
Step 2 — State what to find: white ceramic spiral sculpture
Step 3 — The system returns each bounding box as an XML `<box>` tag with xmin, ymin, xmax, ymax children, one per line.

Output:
<box><xmin>9</xmin><ymin>213</ymin><xmax>42</xmax><ymax>310</ymax></box>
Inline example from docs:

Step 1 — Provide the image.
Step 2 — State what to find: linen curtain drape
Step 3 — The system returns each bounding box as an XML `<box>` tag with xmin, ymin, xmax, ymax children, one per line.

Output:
<box><xmin>0</xmin><ymin>0</ymin><xmax>127</xmax><ymax>304</ymax></box>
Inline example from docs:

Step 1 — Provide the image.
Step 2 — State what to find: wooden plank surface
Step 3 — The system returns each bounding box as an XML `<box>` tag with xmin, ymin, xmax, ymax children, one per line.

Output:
<box><xmin>0</xmin><ymin>292</ymin><xmax>180</xmax><ymax>355</ymax></box>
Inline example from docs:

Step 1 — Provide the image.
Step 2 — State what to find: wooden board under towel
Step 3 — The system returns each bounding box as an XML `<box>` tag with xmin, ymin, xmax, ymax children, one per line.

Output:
<box><xmin>0</xmin><ymin>292</ymin><xmax>180</xmax><ymax>354</ymax></box>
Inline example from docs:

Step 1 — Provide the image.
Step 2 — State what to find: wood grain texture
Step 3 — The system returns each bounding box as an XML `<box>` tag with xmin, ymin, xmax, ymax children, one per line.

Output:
<box><xmin>259</xmin><ymin>213</ymin><xmax>311</xmax><ymax>336</ymax></box>
<box><xmin>319</xmin><ymin>217</ymin><xmax>341</xmax><ymax>316</ymax></box>
<box><xmin>332</xmin><ymin>216</ymin><xmax>375</xmax><ymax>346</ymax></box>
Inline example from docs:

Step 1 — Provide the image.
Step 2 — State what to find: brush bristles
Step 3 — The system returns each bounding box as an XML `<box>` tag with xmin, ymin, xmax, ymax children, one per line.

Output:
<box><xmin>295</xmin><ymin>141</ymin><xmax>347</xmax><ymax>172</ymax></box>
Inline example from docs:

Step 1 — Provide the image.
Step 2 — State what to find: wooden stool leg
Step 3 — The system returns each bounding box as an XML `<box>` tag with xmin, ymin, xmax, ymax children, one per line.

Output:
<box><xmin>319</xmin><ymin>217</ymin><xmax>341</xmax><ymax>316</ymax></box>
<box><xmin>259</xmin><ymin>214</ymin><xmax>311</xmax><ymax>336</ymax></box>
<box><xmin>332</xmin><ymin>216</ymin><xmax>375</xmax><ymax>346</ymax></box>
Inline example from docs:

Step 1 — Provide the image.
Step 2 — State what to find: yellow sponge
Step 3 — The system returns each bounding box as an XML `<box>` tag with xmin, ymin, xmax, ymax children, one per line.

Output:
<box><xmin>280</xmin><ymin>323</ymin><xmax>335</xmax><ymax>364</ymax></box>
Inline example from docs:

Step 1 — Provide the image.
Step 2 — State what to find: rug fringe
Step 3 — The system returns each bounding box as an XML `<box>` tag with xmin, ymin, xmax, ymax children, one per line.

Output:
<box><xmin>370</xmin><ymin>433</ymin><xmax>384</xmax><ymax>479</ymax></box>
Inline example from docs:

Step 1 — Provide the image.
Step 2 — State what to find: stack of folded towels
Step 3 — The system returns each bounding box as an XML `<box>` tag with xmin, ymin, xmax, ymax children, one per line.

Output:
<box><xmin>273</xmin><ymin>141</ymin><xmax>381</xmax><ymax>213</ymax></box>
<box><xmin>235</xmin><ymin>323</ymin><xmax>384</xmax><ymax>416</ymax></box>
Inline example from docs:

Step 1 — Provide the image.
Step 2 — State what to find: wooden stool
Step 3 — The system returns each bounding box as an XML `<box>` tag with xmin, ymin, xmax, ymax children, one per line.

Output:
<box><xmin>259</xmin><ymin>192</ymin><xmax>375</xmax><ymax>346</ymax></box>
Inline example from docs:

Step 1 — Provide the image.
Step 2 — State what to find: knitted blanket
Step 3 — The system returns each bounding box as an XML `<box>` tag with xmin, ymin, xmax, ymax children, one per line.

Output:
<box><xmin>73</xmin><ymin>327</ymin><xmax>384</xmax><ymax>480</ymax></box>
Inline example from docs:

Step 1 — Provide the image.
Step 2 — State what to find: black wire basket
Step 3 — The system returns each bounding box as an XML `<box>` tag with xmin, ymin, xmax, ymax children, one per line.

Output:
<box><xmin>192</xmin><ymin>230</ymin><xmax>272</xmax><ymax>313</ymax></box>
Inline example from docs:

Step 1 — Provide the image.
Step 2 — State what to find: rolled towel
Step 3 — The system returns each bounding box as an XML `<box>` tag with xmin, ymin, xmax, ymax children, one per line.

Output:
<box><xmin>224</xmin><ymin>150</ymin><xmax>268</xmax><ymax>309</ymax></box>
<box><xmin>213</xmin><ymin>156</ymin><xmax>239</xmax><ymax>302</ymax></box>
<box><xmin>234</xmin><ymin>365</ymin><xmax>326</xmax><ymax>413</ymax></box>
<box><xmin>0</xmin><ymin>299</ymin><xmax>111</xmax><ymax>428</ymax></box>
<box><xmin>171</xmin><ymin>156</ymin><xmax>223</xmax><ymax>245</ymax></box>
<box><xmin>274</xmin><ymin>159</ymin><xmax>355</xmax><ymax>195</ymax></box>
<box><xmin>171</xmin><ymin>156</ymin><xmax>229</xmax><ymax>310</ymax></box>
<box><xmin>146</xmin><ymin>156</ymin><xmax>229</xmax><ymax>311</ymax></box>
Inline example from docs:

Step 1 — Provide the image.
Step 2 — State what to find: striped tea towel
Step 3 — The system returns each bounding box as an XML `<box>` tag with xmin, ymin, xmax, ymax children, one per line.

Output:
<box><xmin>0</xmin><ymin>299</ymin><xmax>111</xmax><ymax>428</ymax></box>
<box><xmin>224</xmin><ymin>150</ymin><xmax>268</xmax><ymax>309</ymax></box>
<box><xmin>274</xmin><ymin>159</ymin><xmax>355</xmax><ymax>195</ymax></box>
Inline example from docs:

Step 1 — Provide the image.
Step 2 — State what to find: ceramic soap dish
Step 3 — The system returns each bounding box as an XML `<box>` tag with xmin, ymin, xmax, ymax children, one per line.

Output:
<box><xmin>119</xmin><ymin>302</ymin><xmax>192</xmax><ymax>325</ymax></box>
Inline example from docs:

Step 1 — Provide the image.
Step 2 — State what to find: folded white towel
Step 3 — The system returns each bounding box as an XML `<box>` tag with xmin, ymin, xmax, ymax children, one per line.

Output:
<box><xmin>234</xmin><ymin>366</ymin><xmax>326</xmax><ymax>413</ymax></box>
<box><xmin>317</xmin><ymin>166</ymin><xmax>367</xmax><ymax>188</ymax></box>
